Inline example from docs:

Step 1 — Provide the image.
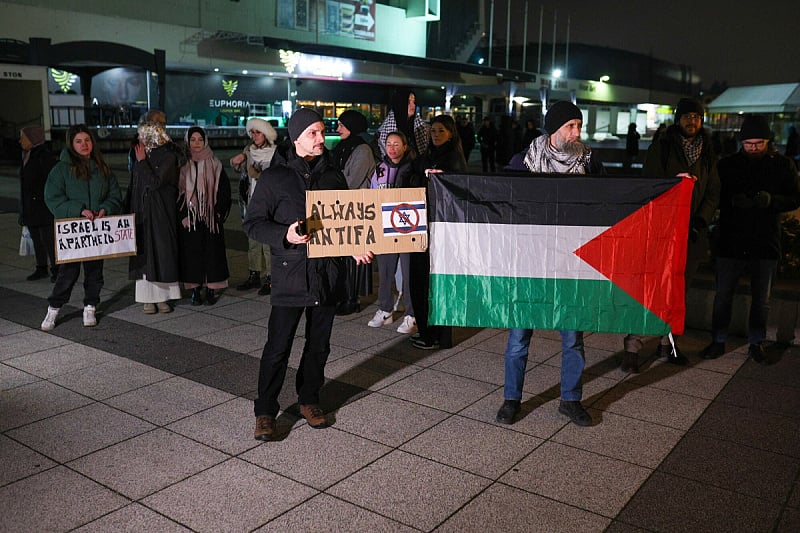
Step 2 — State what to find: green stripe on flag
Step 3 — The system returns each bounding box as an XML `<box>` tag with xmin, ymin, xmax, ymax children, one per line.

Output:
<box><xmin>429</xmin><ymin>274</ymin><xmax>670</xmax><ymax>336</ymax></box>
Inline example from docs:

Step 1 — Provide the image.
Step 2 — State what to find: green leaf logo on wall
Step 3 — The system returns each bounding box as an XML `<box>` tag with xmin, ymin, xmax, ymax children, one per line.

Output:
<box><xmin>51</xmin><ymin>69</ymin><xmax>77</xmax><ymax>93</ymax></box>
<box><xmin>222</xmin><ymin>80</ymin><xmax>238</xmax><ymax>97</ymax></box>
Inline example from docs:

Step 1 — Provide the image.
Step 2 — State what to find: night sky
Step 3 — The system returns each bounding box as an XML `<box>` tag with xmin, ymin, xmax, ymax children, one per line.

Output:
<box><xmin>487</xmin><ymin>0</ymin><xmax>799</xmax><ymax>87</ymax></box>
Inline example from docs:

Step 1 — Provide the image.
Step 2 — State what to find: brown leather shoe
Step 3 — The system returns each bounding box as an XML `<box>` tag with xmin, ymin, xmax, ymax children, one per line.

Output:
<box><xmin>299</xmin><ymin>404</ymin><xmax>328</xmax><ymax>428</ymax></box>
<box><xmin>254</xmin><ymin>415</ymin><xmax>276</xmax><ymax>441</ymax></box>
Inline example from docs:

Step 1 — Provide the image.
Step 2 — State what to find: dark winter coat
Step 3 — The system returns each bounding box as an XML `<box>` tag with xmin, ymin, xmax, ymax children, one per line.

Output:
<box><xmin>413</xmin><ymin>139</ymin><xmax>468</xmax><ymax>183</ymax></box>
<box><xmin>44</xmin><ymin>149</ymin><xmax>123</xmax><ymax>219</ymax></box>
<box><xmin>178</xmin><ymin>163</ymin><xmax>232</xmax><ymax>285</ymax></box>
<box><xmin>128</xmin><ymin>143</ymin><xmax>184</xmax><ymax>282</ymax></box>
<box><xmin>716</xmin><ymin>150</ymin><xmax>800</xmax><ymax>259</ymax></box>
<box><xmin>20</xmin><ymin>144</ymin><xmax>57</xmax><ymax>226</ymax></box>
<box><xmin>643</xmin><ymin>125</ymin><xmax>720</xmax><ymax>226</ymax></box>
<box><xmin>243</xmin><ymin>146</ymin><xmax>348</xmax><ymax>307</ymax></box>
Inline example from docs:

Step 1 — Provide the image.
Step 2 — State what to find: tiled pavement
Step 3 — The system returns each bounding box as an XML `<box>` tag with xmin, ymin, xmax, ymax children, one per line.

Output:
<box><xmin>1</xmin><ymin>164</ymin><xmax>800</xmax><ymax>531</ymax></box>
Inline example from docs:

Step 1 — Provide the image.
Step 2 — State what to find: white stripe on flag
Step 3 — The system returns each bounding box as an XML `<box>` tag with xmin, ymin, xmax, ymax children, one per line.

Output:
<box><xmin>430</xmin><ymin>222</ymin><xmax>608</xmax><ymax>280</ymax></box>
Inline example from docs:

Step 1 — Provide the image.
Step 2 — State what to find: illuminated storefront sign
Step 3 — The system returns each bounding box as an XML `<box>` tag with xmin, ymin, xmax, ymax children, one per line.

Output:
<box><xmin>280</xmin><ymin>49</ymin><xmax>353</xmax><ymax>79</ymax></box>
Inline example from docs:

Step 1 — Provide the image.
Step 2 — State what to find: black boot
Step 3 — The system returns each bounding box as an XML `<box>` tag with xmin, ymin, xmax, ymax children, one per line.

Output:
<box><xmin>190</xmin><ymin>288</ymin><xmax>203</xmax><ymax>306</ymax></box>
<box><xmin>26</xmin><ymin>266</ymin><xmax>49</xmax><ymax>281</ymax></box>
<box><xmin>204</xmin><ymin>288</ymin><xmax>218</xmax><ymax>305</ymax></box>
<box><xmin>258</xmin><ymin>275</ymin><xmax>272</xmax><ymax>296</ymax></box>
<box><xmin>237</xmin><ymin>271</ymin><xmax>260</xmax><ymax>291</ymax></box>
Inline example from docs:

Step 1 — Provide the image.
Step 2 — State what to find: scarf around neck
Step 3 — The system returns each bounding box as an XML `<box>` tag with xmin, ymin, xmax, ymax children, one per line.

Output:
<box><xmin>179</xmin><ymin>145</ymin><xmax>222</xmax><ymax>233</ymax></box>
<box><xmin>523</xmin><ymin>134</ymin><xmax>591</xmax><ymax>174</ymax></box>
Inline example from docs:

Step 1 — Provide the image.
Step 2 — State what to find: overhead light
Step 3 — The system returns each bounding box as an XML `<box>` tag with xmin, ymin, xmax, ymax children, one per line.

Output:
<box><xmin>477</xmin><ymin>57</ymin><xmax>485</xmax><ymax>65</ymax></box>
<box><xmin>242</xmin><ymin>69</ymin><xmax>248</xmax><ymax>75</ymax></box>
<box><xmin>599</xmin><ymin>75</ymin><xmax>610</xmax><ymax>83</ymax></box>
<box><xmin>213</xmin><ymin>67</ymin><xmax>219</xmax><ymax>72</ymax></box>
<box><xmin>552</xmin><ymin>68</ymin><xmax>562</xmax><ymax>79</ymax></box>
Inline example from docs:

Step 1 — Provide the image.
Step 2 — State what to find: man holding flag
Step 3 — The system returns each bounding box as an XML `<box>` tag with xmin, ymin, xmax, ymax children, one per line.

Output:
<box><xmin>496</xmin><ymin>101</ymin><xmax>602</xmax><ymax>427</ymax></box>
<box><xmin>621</xmin><ymin>98</ymin><xmax>720</xmax><ymax>371</ymax></box>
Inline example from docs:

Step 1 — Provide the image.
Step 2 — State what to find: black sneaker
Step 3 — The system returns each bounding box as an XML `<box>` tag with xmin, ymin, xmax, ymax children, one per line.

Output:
<box><xmin>748</xmin><ymin>343</ymin><xmax>768</xmax><ymax>365</ymax></box>
<box><xmin>558</xmin><ymin>400</ymin><xmax>592</xmax><ymax>426</ymax></box>
<box><xmin>495</xmin><ymin>400</ymin><xmax>521</xmax><ymax>424</ymax></box>
<box><xmin>26</xmin><ymin>267</ymin><xmax>49</xmax><ymax>281</ymax></box>
<box><xmin>412</xmin><ymin>338</ymin><xmax>440</xmax><ymax>350</ymax></box>
<box><xmin>701</xmin><ymin>341</ymin><xmax>726</xmax><ymax>359</ymax></box>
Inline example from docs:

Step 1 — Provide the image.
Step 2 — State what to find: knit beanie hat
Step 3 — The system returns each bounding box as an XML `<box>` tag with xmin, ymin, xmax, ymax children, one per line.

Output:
<box><xmin>674</xmin><ymin>98</ymin><xmax>704</xmax><ymax>122</ymax></box>
<box><xmin>288</xmin><ymin>108</ymin><xmax>324</xmax><ymax>142</ymax></box>
<box><xmin>739</xmin><ymin>115</ymin><xmax>772</xmax><ymax>140</ymax></box>
<box><xmin>337</xmin><ymin>110</ymin><xmax>368</xmax><ymax>136</ymax></box>
<box><xmin>21</xmin><ymin>126</ymin><xmax>45</xmax><ymax>148</ymax></box>
<box><xmin>245</xmin><ymin>117</ymin><xmax>277</xmax><ymax>143</ymax></box>
<box><xmin>544</xmin><ymin>101</ymin><xmax>582</xmax><ymax>134</ymax></box>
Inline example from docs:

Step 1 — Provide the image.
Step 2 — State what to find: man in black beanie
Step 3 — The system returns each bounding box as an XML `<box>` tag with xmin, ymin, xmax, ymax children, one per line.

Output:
<box><xmin>621</xmin><ymin>97</ymin><xmax>720</xmax><ymax>371</ymax></box>
<box><xmin>244</xmin><ymin>108</ymin><xmax>373</xmax><ymax>440</ymax></box>
<box><xmin>701</xmin><ymin>115</ymin><xmax>800</xmax><ymax>364</ymax></box>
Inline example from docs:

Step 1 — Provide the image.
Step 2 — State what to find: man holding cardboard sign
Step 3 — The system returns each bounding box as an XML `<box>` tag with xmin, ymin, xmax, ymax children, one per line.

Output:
<box><xmin>244</xmin><ymin>108</ymin><xmax>373</xmax><ymax>441</ymax></box>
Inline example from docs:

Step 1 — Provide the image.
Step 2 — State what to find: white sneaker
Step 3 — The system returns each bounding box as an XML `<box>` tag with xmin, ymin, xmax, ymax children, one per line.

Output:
<box><xmin>41</xmin><ymin>306</ymin><xmax>60</xmax><ymax>331</ymax></box>
<box><xmin>83</xmin><ymin>305</ymin><xmax>97</xmax><ymax>327</ymax></box>
<box><xmin>396</xmin><ymin>315</ymin><xmax>417</xmax><ymax>334</ymax></box>
<box><xmin>392</xmin><ymin>292</ymin><xmax>404</xmax><ymax>313</ymax></box>
<box><xmin>368</xmin><ymin>310</ymin><xmax>393</xmax><ymax>328</ymax></box>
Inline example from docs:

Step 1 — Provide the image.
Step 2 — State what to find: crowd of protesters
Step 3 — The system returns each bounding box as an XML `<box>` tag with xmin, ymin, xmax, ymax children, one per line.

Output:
<box><xmin>17</xmin><ymin>89</ymin><xmax>800</xmax><ymax>436</ymax></box>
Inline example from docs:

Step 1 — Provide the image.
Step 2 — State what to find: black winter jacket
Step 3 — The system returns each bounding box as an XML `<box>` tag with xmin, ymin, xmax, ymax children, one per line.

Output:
<box><xmin>243</xmin><ymin>146</ymin><xmax>348</xmax><ymax>307</ymax></box>
<box><xmin>20</xmin><ymin>145</ymin><xmax>57</xmax><ymax>227</ymax></box>
<box><xmin>717</xmin><ymin>150</ymin><xmax>800</xmax><ymax>259</ymax></box>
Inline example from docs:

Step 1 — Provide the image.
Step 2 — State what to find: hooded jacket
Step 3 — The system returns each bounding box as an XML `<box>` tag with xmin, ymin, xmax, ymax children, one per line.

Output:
<box><xmin>44</xmin><ymin>149</ymin><xmax>123</xmax><ymax>219</ymax></box>
<box><xmin>243</xmin><ymin>145</ymin><xmax>348</xmax><ymax>307</ymax></box>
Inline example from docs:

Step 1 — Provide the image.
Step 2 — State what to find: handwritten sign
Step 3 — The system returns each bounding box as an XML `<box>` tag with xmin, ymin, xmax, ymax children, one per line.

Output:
<box><xmin>55</xmin><ymin>214</ymin><xmax>137</xmax><ymax>264</ymax></box>
<box><xmin>306</xmin><ymin>188</ymin><xmax>428</xmax><ymax>258</ymax></box>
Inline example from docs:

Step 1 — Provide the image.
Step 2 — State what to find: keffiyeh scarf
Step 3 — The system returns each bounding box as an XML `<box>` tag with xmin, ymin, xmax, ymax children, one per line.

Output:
<box><xmin>523</xmin><ymin>134</ymin><xmax>592</xmax><ymax>174</ymax></box>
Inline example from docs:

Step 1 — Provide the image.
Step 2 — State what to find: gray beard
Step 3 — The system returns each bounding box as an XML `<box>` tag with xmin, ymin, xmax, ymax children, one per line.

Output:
<box><xmin>556</xmin><ymin>138</ymin><xmax>585</xmax><ymax>157</ymax></box>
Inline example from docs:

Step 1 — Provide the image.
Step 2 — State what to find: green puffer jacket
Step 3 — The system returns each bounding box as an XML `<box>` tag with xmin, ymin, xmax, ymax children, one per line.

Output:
<box><xmin>44</xmin><ymin>149</ymin><xmax>123</xmax><ymax>219</ymax></box>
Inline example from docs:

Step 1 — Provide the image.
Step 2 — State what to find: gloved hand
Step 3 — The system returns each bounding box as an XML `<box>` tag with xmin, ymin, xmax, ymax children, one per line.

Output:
<box><xmin>753</xmin><ymin>190</ymin><xmax>772</xmax><ymax>208</ymax></box>
<box><xmin>731</xmin><ymin>193</ymin><xmax>754</xmax><ymax>208</ymax></box>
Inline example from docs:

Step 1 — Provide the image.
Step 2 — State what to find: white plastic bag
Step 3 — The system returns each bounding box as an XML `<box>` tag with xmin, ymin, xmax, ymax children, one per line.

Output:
<box><xmin>19</xmin><ymin>226</ymin><xmax>35</xmax><ymax>257</ymax></box>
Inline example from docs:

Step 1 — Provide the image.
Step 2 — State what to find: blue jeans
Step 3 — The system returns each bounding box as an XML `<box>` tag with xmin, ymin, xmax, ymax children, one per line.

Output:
<box><xmin>503</xmin><ymin>329</ymin><xmax>585</xmax><ymax>402</ymax></box>
<box><xmin>711</xmin><ymin>257</ymin><xmax>776</xmax><ymax>345</ymax></box>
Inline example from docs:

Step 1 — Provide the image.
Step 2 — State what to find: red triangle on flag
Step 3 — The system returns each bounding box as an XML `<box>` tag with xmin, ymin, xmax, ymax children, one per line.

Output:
<box><xmin>574</xmin><ymin>179</ymin><xmax>694</xmax><ymax>335</ymax></box>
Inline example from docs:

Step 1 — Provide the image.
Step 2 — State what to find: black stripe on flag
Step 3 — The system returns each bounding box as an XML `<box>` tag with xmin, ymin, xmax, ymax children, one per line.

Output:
<box><xmin>429</xmin><ymin>173</ymin><xmax>681</xmax><ymax>227</ymax></box>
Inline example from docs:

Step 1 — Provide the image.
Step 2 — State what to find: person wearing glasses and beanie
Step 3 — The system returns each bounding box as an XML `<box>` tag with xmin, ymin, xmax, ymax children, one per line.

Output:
<box><xmin>621</xmin><ymin>97</ymin><xmax>720</xmax><ymax>371</ymax></box>
<box><xmin>700</xmin><ymin>115</ymin><xmax>800</xmax><ymax>364</ymax></box>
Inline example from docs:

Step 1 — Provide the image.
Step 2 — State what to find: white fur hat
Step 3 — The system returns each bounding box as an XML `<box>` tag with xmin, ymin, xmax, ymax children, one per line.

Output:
<box><xmin>246</xmin><ymin>118</ymin><xmax>277</xmax><ymax>143</ymax></box>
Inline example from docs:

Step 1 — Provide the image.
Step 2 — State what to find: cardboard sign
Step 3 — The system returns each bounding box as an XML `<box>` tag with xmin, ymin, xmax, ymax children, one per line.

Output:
<box><xmin>55</xmin><ymin>214</ymin><xmax>137</xmax><ymax>264</ymax></box>
<box><xmin>306</xmin><ymin>188</ymin><xmax>428</xmax><ymax>257</ymax></box>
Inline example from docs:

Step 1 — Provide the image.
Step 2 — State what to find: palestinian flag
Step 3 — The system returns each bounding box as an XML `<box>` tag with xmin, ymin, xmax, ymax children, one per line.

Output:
<box><xmin>428</xmin><ymin>173</ymin><xmax>694</xmax><ymax>336</ymax></box>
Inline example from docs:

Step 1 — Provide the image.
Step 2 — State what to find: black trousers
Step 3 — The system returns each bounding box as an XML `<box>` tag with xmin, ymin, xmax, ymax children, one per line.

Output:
<box><xmin>29</xmin><ymin>224</ymin><xmax>56</xmax><ymax>270</ymax></box>
<box><xmin>254</xmin><ymin>304</ymin><xmax>337</xmax><ymax>417</ymax></box>
<box><xmin>409</xmin><ymin>250</ymin><xmax>452</xmax><ymax>348</ymax></box>
<box><xmin>480</xmin><ymin>146</ymin><xmax>496</xmax><ymax>172</ymax></box>
<box><xmin>48</xmin><ymin>260</ymin><xmax>104</xmax><ymax>308</ymax></box>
